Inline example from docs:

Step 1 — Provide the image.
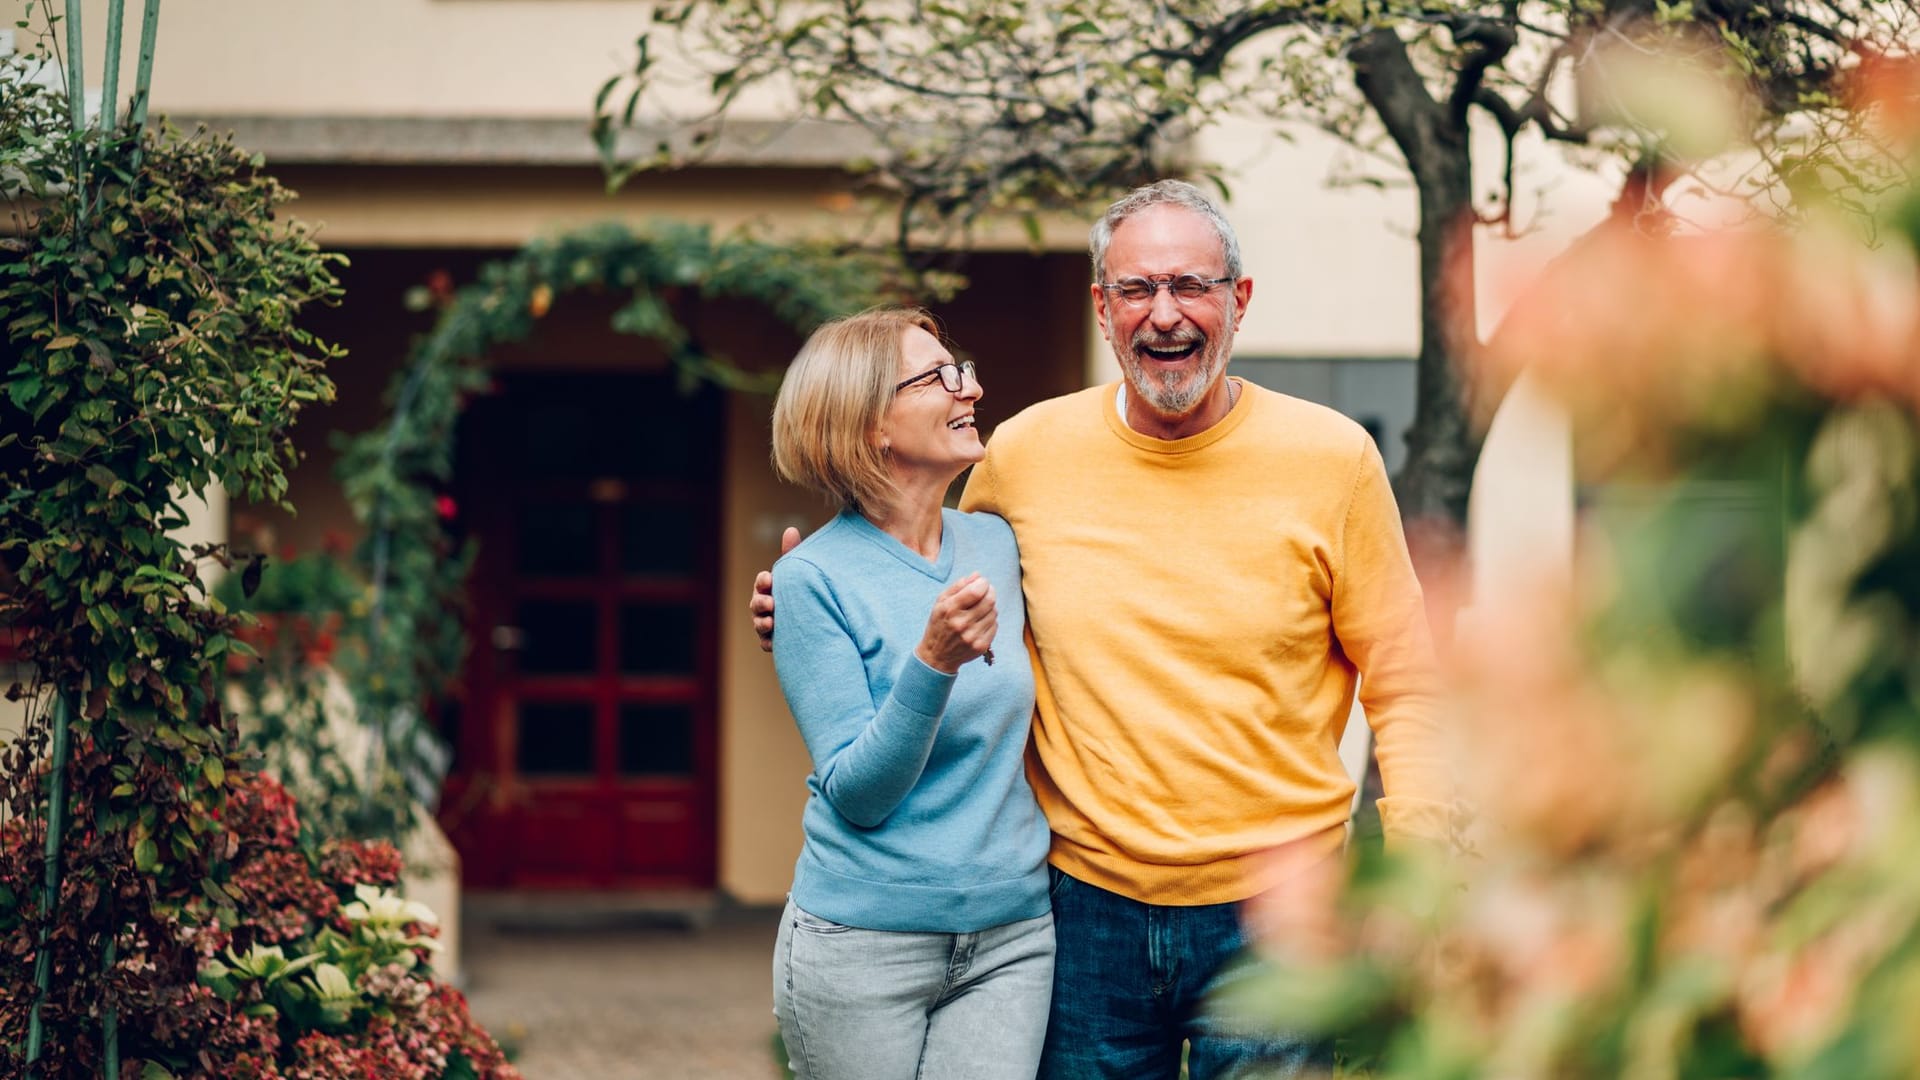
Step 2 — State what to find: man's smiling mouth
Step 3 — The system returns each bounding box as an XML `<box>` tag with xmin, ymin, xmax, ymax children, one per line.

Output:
<box><xmin>1140</xmin><ymin>341</ymin><xmax>1201</xmax><ymax>362</ymax></box>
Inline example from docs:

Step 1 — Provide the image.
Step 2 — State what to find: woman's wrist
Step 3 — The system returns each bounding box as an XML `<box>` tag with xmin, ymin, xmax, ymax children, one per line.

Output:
<box><xmin>914</xmin><ymin>642</ymin><xmax>959</xmax><ymax>675</ymax></box>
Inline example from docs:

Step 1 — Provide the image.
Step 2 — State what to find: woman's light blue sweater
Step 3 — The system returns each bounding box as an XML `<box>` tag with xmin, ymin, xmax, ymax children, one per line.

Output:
<box><xmin>771</xmin><ymin>508</ymin><xmax>1050</xmax><ymax>933</ymax></box>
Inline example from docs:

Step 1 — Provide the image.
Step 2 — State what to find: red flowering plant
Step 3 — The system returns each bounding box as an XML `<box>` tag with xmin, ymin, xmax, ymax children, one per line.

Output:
<box><xmin>1</xmin><ymin>772</ymin><xmax>518</xmax><ymax>1080</ymax></box>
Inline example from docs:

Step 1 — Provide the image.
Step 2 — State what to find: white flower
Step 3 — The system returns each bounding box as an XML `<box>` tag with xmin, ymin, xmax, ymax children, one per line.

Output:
<box><xmin>341</xmin><ymin>883</ymin><xmax>439</xmax><ymax>930</ymax></box>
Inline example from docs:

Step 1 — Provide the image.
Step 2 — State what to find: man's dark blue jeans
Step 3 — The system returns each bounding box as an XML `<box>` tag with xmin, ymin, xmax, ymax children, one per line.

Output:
<box><xmin>1038</xmin><ymin>866</ymin><xmax>1329</xmax><ymax>1080</ymax></box>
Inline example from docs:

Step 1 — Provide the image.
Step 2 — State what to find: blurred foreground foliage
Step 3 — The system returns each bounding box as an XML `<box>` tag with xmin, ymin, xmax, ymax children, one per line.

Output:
<box><xmin>1226</xmin><ymin>58</ymin><xmax>1920</xmax><ymax>1080</ymax></box>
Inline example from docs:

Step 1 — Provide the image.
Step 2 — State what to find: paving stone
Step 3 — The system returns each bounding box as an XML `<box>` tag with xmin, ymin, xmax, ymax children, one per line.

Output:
<box><xmin>463</xmin><ymin>908</ymin><xmax>785</xmax><ymax>1080</ymax></box>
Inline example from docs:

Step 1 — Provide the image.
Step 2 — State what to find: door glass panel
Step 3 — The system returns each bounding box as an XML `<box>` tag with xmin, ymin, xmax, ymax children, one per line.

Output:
<box><xmin>619</xmin><ymin>704</ymin><xmax>694</xmax><ymax>776</ymax></box>
<box><xmin>621</xmin><ymin>503</ymin><xmax>697</xmax><ymax>576</ymax></box>
<box><xmin>517</xmin><ymin>702</ymin><xmax>596</xmax><ymax>775</ymax></box>
<box><xmin>437</xmin><ymin>697</ymin><xmax>465</xmax><ymax>772</ymax></box>
<box><xmin>517</xmin><ymin>600</ymin><xmax>597</xmax><ymax>674</ymax></box>
<box><xmin>619</xmin><ymin>605</ymin><xmax>697</xmax><ymax>675</ymax></box>
<box><xmin>517</xmin><ymin>503</ymin><xmax>597</xmax><ymax>578</ymax></box>
<box><xmin>609</xmin><ymin>394</ymin><xmax>703</xmax><ymax>480</ymax></box>
<box><xmin>523</xmin><ymin>400</ymin><xmax>598</xmax><ymax>479</ymax></box>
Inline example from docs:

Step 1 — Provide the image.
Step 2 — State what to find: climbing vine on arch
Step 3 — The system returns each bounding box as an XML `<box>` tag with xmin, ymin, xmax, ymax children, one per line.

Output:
<box><xmin>242</xmin><ymin>220</ymin><xmax>918</xmax><ymax>842</ymax></box>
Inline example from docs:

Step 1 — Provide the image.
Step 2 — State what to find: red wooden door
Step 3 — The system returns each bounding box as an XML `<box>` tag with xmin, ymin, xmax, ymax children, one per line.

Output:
<box><xmin>440</xmin><ymin>373</ymin><xmax>720</xmax><ymax>890</ymax></box>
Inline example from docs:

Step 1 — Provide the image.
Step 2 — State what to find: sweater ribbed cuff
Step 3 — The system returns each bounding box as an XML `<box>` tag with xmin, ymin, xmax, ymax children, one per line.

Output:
<box><xmin>890</xmin><ymin>653</ymin><xmax>957</xmax><ymax>718</ymax></box>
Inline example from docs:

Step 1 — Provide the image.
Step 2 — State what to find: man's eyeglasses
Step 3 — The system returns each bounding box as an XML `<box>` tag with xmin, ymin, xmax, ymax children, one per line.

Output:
<box><xmin>1098</xmin><ymin>275</ymin><xmax>1234</xmax><ymax>307</ymax></box>
<box><xmin>894</xmin><ymin>359</ymin><xmax>978</xmax><ymax>395</ymax></box>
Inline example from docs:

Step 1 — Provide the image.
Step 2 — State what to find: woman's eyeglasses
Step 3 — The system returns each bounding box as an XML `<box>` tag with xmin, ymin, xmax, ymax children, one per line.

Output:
<box><xmin>894</xmin><ymin>359</ymin><xmax>979</xmax><ymax>395</ymax></box>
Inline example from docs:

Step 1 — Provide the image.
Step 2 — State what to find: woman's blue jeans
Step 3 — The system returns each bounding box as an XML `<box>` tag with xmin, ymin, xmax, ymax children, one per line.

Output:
<box><xmin>773</xmin><ymin>898</ymin><xmax>1055</xmax><ymax>1079</ymax></box>
<box><xmin>1039</xmin><ymin>867</ymin><xmax>1329</xmax><ymax>1080</ymax></box>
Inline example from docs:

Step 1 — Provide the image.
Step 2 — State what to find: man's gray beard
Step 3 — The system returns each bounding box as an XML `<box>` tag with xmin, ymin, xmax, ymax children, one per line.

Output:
<box><xmin>1117</xmin><ymin>311</ymin><xmax>1235</xmax><ymax>418</ymax></box>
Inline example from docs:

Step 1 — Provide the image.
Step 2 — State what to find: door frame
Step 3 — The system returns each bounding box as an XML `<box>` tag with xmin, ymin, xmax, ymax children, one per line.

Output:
<box><xmin>440</xmin><ymin>371</ymin><xmax>722</xmax><ymax>891</ymax></box>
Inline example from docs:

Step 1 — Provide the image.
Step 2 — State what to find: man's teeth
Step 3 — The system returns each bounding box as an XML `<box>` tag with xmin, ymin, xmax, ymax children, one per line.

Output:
<box><xmin>947</xmin><ymin>417</ymin><xmax>975</xmax><ymax>430</ymax></box>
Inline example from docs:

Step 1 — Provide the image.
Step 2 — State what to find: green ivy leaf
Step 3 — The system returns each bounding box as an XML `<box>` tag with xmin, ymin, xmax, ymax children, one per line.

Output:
<box><xmin>5</xmin><ymin>372</ymin><xmax>41</xmax><ymax>410</ymax></box>
<box><xmin>133</xmin><ymin>837</ymin><xmax>159</xmax><ymax>873</ymax></box>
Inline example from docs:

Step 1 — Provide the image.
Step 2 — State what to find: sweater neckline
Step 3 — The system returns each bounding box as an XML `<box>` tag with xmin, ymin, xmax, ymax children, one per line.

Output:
<box><xmin>1103</xmin><ymin>377</ymin><xmax>1252</xmax><ymax>454</ymax></box>
<box><xmin>839</xmin><ymin>509</ymin><xmax>955</xmax><ymax>581</ymax></box>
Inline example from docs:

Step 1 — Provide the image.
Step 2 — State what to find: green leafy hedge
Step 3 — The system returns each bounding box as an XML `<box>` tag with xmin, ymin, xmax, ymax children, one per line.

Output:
<box><xmin>0</xmin><ymin>65</ymin><xmax>339</xmax><ymax>1075</ymax></box>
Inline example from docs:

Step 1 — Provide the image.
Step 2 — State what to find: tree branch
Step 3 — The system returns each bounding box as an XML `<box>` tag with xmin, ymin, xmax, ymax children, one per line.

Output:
<box><xmin>1473</xmin><ymin>88</ymin><xmax>1522</xmax><ymax>137</ymax></box>
<box><xmin>1350</xmin><ymin>27</ymin><xmax>1444</xmax><ymax>183</ymax></box>
<box><xmin>1446</xmin><ymin>16</ymin><xmax>1518</xmax><ymax>131</ymax></box>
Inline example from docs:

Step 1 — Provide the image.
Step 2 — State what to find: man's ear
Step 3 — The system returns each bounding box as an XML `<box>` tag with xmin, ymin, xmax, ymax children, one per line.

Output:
<box><xmin>1231</xmin><ymin>275</ymin><xmax>1253</xmax><ymax>324</ymax></box>
<box><xmin>1090</xmin><ymin>281</ymin><xmax>1114</xmax><ymax>341</ymax></box>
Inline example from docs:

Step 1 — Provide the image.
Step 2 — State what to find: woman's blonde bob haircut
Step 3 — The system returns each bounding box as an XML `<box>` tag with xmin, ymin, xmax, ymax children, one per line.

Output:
<box><xmin>771</xmin><ymin>306</ymin><xmax>941</xmax><ymax>512</ymax></box>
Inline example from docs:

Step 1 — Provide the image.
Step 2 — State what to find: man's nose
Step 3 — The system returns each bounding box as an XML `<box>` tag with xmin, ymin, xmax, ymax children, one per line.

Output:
<box><xmin>1147</xmin><ymin>287</ymin><xmax>1186</xmax><ymax>330</ymax></box>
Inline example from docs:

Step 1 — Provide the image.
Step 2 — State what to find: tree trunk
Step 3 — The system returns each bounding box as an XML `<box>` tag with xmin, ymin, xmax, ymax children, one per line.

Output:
<box><xmin>1348</xmin><ymin>29</ymin><xmax>1485</xmax><ymax>526</ymax></box>
<box><xmin>1397</xmin><ymin>162</ymin><xmax>1481</xmax><ymax>529</ymax></box>
<box><xmin>1349</xmin><ymin>28</ymin><xmax>1486</xmax><ymax>637</ymax></box>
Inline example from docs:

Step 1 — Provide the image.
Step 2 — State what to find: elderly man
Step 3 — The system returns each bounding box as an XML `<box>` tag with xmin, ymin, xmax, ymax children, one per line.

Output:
<box><xmin>756</xmin><ymin>179</ymin><xmax>1447</xmax><ymax>1079</ymax></box>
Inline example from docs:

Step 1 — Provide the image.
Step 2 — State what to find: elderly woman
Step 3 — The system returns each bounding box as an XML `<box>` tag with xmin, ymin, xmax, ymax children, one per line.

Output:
<box><xmin>766</xmin><ymin>307</ymin><xmax>1053</xmax><ymax>1079</ymax></box>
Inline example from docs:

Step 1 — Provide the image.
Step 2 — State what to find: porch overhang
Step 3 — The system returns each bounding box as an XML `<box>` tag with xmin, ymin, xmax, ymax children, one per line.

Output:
<box><xmin>161</xmin><ymin>114</ymin><xmax>880</xmax><ymax>169</ymax></box>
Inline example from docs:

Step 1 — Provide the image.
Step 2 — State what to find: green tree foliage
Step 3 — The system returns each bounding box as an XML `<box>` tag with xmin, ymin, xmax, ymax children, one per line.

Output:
<box><xmin>0</xmin><ymin>55</ymin><xmax>341</xmax><ymax>1075</ymax></box>
<box><xmin>596</xmin><ymin>0</ymin><xmax>1914</xmax><ymax>531</ymax></box>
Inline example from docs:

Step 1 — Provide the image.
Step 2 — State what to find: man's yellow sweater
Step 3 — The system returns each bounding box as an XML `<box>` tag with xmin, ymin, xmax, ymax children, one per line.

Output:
<box><xmin>960</xmin><ymin>380</ymin><xmax>1448</xmax><ymax>906</ymax></box>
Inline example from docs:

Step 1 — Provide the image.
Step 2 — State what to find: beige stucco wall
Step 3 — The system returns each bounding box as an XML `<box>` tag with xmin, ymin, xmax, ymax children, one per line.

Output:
<box><xmin>271</xmin><ymin>164</ymin><xmax>874</xmax><ymax>251</ymax></box>
<box><xmin>20</xmin><ymin>0</ymin><xmax>1606</xmax><ymax>898</ymax></box>
<box><xmin>1467</xmin><ymin>371</ymin><xmax>1576</xmax><ymax>603</ymax></box>
<box><xmin>59</xmin><ymin>0</ymin><xmax>658</xmax><ymax>119</ymax></box>
<box><xmin>1197</xmin><ymin>116</ymin><xmax>1622</xmax><ymax>359</ymax></box>
<box><xmin>38</xmin><ymin>0</ymin><xmax>1613</xmax><ymax>365</ymax></box>
<box><xmin>11</xmin><ymin>1</ymin><xmax>1059</xmax><ymax>251</ymax></box>
<box><xmin>0</xmin><ymin>673</ymin><xmax>34</xmax><ymax>748</ymax></box>
<box><xmin>718</xmin><ymin>392</ymin><xmax>822</xmax><ymax>902</ymax></box>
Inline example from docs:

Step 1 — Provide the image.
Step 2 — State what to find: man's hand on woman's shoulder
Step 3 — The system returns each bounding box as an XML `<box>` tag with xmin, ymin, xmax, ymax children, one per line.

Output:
<box><xmin>752</xmin><ymin>526</ymin><xmax>803</xmax><ymax>652</ymax></box>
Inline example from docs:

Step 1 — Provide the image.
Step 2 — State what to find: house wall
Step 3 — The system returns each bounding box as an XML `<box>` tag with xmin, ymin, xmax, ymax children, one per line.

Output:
<box><xmin>0</xmin><ymin>674</ymin><xmax>31</xmax><ymax>749</ymax></box>
<box><xmin>77</xmin><ymin>0</ymin><xmax>741</xmax><ymax>120</ymax></box>
<box><xmin>240</xmin><ymin>234</ymin><xmax>1087</xmax><ymax>904</ymax></box>
<box><xmin>266</xmin><ymin>164</ymin><xmax>881</xmax><ymax>250</ymax></box>
<box><xmin>23</xmin><ymin>0</ymin><xmax>1603</xmax><ymax>903</ymax></box>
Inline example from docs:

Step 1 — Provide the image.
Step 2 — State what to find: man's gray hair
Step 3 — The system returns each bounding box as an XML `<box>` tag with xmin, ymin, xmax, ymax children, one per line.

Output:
<box><xmin>1088</xmin><ymin>179</ymin><xmax>1244</xmax><ymax>283</ymax></box>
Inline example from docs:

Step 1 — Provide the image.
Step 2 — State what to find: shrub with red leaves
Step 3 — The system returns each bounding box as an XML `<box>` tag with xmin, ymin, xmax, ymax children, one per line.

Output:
<box><xmin>1</xmin><ymin>771</ymin><xmax>518</xmax><ymax>1080</ymax></box>
<box><xmin>317</xmin><ymin>838</ymin><xmax>405</xmax><ymax>890</ymax></box>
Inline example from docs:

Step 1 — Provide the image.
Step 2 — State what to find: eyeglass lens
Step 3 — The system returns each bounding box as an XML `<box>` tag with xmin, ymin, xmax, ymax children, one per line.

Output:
<box><xmin>1114</xmin><ymin>277</ymin><xmax>1220</xmax><ymax>304</ymax></box>
<box><xmin>937</xmin><ymin>360</ymin><xmax>976</xmax><ymax>392</ymax></box>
